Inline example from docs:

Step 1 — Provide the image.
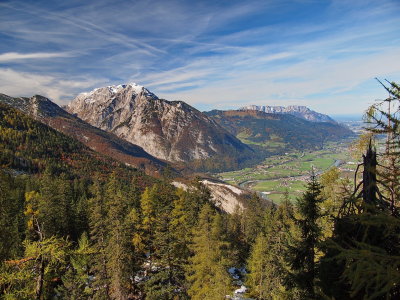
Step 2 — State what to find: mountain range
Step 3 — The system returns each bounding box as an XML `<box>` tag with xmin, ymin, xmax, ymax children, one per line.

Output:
<box><xmin>1</xmin><ymin>83</ymin><xmax>354</xmax><ymax>172</ymax></box>
<box><xmin>240</xmin><ymin>104</ymin><xmax>335</xmax><ymax>123</ymax></box>
<box><xmin>205</xmin><ymin>110</ymin><xmax>353</xmax><ymax>153</ymax></box>
<box><xmin>65</xmin><ymin>83</ymin><xmax>255</xmax><ymax>170</ymax></box>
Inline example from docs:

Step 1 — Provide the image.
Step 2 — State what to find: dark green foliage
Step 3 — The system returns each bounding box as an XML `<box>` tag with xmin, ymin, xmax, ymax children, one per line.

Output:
<box><xmin>186</xmin><ymin>204</ymin><xmax>233</xmax><ymax>300</ymax></box>
<box><xmin>246</xmin><ymin>203</ymin><xmax>298</xmax><ymax>299</ymax></box>
<box><xmin>55</xmin><ymin>233</ymin><xmax>94</xmax><ymax>299</ymax></box>
<box><xmin>0</xmin><ymin>172</ymin><xmax>25</xmax><ymax>262</ymax></box>
<box><xmin>288</xmin><ymin>173</ymin><xmax>323</xmax><ymax>299</ymax></box>
<box><xmin>319</xmin><ymin>80</ymin><xmax>400</xmax><ymax>300</ymax></box>
<box><xmin>140</xmin><ymin>182</ymin><xmax>212</xmax><ymax>299</ymax></box>
<box><xmin>205</xmin><ymin>109</ymin><xmax>353</xmax><ymax>154</ymax></box>
<box><xmin>227</xmin><ymin>193</ymin><xmax>267</xmax><ymax>264</ymax></box>
<box><xmin>2</xmin><ymin>82</ymin><xmax>400</xmax><ymax>299</ymax></box>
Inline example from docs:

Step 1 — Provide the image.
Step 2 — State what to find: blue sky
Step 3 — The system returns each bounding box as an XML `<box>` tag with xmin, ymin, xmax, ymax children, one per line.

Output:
<box><xmin>0</xmin><ymin>0</ymin><xmax>399</xmax><ymax>114</ymax></box>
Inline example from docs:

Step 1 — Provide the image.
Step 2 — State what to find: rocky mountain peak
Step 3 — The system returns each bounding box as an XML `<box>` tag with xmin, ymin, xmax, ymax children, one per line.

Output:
<box><xmin>66</xmin><ymin>83</ymin><xmax>253</xmax><ymax>162</ymax></box>
<box><xmin>84</xmin><ymin>83</ymin><xmax>156</xmax><ymax>98</ymax></box>
<box><xmin>70</xmin><ymin>82</ymin><xmax>157</xmax><ymax>107</ymax></box>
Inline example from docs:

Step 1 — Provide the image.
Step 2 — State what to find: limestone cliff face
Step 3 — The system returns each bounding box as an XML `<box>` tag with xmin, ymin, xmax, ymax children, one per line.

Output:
<box><xmin>66</xmin><ymin>83</ymin><xmax>252</xmax><ymax>162</ymax></box>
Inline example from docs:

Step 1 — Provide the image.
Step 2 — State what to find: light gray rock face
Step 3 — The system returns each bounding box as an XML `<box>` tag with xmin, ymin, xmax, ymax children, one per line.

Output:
<box><xmin>66</xmin><ymin>83</ymin><xmax>251</xmax><ymax>162</ymax></box>
<box><xmin>240</xmin><ymin>105</ymin><xmax>335</xmax><ymax>123</ymax></box>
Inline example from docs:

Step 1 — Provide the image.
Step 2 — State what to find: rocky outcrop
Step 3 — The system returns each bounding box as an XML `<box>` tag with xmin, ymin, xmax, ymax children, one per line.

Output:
<box><xmin>172</xmin><ymin>179</ymin><xmax>269</xmax><ymax>214</ymax></box>
<box><xmin>240</xmin><ymin>105</ymin><xmax>335</xmax><ymax>123</ymax></box>
<box><xmin>66</xmin><ymin>83</ymin><xmax>253</xmax><ymax>162</ymax></box>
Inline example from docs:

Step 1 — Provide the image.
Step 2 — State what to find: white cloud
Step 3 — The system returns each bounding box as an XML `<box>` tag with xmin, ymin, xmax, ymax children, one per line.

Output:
<box><xmin>0</xmin><ymin>0</ymin><xmax>399</xmax><ymax>114</ymax></box>
<box><xmin>0</xmin><ymin>68</ymin><xmax>105</xmax><ymax>104</ymax></box>
<box><xmin>0</xmin><ymin>52</ymin><xmax>74</xmax><ymax>62</ymax></box>
<box><xmin>157</xmin><ymin>48</ymin><xmax>400</xmax><ymax>114</ymax></box>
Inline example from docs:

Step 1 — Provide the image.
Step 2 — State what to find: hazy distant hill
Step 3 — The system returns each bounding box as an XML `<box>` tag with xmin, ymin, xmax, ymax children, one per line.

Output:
<box><xmin>240</xmin><ymin>105</ymin><xmax>335</xmax><ymax>123</ymax></box>
<box><xmin>205</xmin><ymin>109</ymin><xmax>354</xmax><ymax>153</ymax></box>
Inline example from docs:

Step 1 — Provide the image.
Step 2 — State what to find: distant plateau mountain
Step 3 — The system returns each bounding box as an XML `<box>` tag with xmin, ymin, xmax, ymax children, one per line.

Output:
<box><xmin>240</xmin><ymin>105</ymin><xmax>335</xmax><ymax>123</ymax></box>
<box><xmin>205</xmin><ymin>109</ymin><xmax>353</xmax><ymax>153</ymax></box>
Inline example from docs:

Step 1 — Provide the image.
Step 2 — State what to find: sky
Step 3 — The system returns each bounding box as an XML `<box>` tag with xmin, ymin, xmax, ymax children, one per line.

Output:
<box><xmin>0</xmin><ymin>0</ymin><xmax>399</xmax><ymax>115</ymax></box>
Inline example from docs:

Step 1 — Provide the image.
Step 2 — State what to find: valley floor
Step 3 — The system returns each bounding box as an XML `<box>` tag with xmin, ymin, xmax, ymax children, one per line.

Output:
<box><xmin>216</xmin><ymin>139</ymin><xmax>358</xmax><ymax>204</ymax></box>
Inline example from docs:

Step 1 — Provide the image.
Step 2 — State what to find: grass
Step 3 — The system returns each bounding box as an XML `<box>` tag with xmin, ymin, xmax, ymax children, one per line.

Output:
<box><xmin>216</xmin><ymin>140</ymin><xmax>356</xmax><ymax>203</ymax></box>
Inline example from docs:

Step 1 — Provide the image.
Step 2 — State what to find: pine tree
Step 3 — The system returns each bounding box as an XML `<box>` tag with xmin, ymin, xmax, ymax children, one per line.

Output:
<box><xmin>1</xmin><ymin>191</ymin><xmax>71</xmax><ymax>299</ymax></box>
<box><xmin>142</xmin><ymin>182</ymin><xmax>191</xmax><ymax>299</ymax></box>
<box><xmin>104</xmin><ymin>173</ymin><xmax>133</xmax><ymax>299</ymax></box>
<box><xmin>0</xmin><ymin>172</ymin><xmax>23</xmax><ymax>261</ymax></box>
<box><xmin>247</xmin><ymin>202</ymin><xmax>299</xmax><ymax>300</ymax></box>
<box><xmin>56</xmin><ymin>232</ymin><xmax>94</xmax><ymax>299</ymax></box>
<box><xmin>365</xmin><ymin>80</ymin><xmax>400</xmax><ymax>214</ymax></box>
<box><xmin>247</xmin><ymin>232</ymin><xmax>270</xmax><ymax>299</ymax></box>
<box><xmin>319</xmin><ymin>80</ymin><xmax>400</xmax><ymax>300</ymax></box>
<box><xmin>241</xmin><ymin>194</ymin><xmax>266</xmax><ymax>252</ymax></box>
<box><xmin>37</xmin><ymin>171</ymin><xmax>73</xmax><ymax>238</ymax></box>
<box><xmin>186</xmin><ymin>204</ymin><xmax>232</xmax><ymax>300</ymax></box>
<box><xmin>139</xmin><ymin>186</ymin><xmax>157</xmax><ymax>256</ymax></box>
<box><xmin>289</xmin><ymin>173</ymin><xmax>323</xmax><ymax>299</ymax></box>
<box><xmin>88</xmin><ymin>177</ymin><xmax>111</xmax><ymax>299</ymax></box>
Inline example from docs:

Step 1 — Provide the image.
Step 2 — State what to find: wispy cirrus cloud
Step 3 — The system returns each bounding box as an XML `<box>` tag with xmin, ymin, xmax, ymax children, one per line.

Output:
<box><xmin>0</xmin><ymin>0</ymin><xmax>399</xmax><ymax>114</ymax></box>
<box><xmin>0</xmin><ymin>68</ymin><xmax>107</xmax><ymax>103</ymax></box>
<box><xmin>0</xmin><ymin>52</ymin><xmax>75</xmax><ymax>62</ymax></box>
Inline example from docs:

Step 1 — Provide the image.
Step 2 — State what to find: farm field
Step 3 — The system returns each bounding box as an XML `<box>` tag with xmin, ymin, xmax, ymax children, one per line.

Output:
<box><xmin>216</xmin><ymin>140</ymin><xmax>359</xmax><ymax>204</ymax></box>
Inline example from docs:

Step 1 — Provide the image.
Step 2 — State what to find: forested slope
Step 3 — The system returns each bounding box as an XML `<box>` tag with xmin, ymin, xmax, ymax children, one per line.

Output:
<box><xmin>1</xmin><ymin>81</ymin><xmax>399</xmax><ymax>299</ymax></box>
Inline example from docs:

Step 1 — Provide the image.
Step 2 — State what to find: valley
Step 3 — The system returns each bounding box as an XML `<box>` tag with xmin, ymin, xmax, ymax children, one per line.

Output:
<box><xmin>1</xmin><ymin>1</ymin><xmax>399</xmax><ymax>298</ymax></box>
<box><xmin>216</xmin><ymin>138</ymin><xmax>359</xmax><ymax>203</ymax></box>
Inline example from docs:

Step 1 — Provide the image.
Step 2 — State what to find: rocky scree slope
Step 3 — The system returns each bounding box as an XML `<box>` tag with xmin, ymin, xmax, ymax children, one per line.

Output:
<box><xmin>66</xmin><ymin>83</ymin><xmax>253</xmax><ymax>163</ymax></box>
<box><xmin>0</xmin><ymin>93</ymin><xmax>168</xmax><ymax>175</ymax></box>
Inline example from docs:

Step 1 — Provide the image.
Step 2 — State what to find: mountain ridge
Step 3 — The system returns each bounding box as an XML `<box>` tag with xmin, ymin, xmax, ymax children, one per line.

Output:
<box><xmin>66</xmin><ymin>83</ymin><xmax>254</xmax><ymax>164</ymax></box>
<box><xmin>239</xmin><ymin>104</ymin><xmax>335</xmax><ymax>123</ymax></box>
<box><xmin>0</xmin><ymin>93</ymin><xmax>169</xmax><ymax>176</ymax></box>
<box><xmin>205</xmin><ymin>109</ymin><xmax>354</xmax><ymax>153</ymax></box>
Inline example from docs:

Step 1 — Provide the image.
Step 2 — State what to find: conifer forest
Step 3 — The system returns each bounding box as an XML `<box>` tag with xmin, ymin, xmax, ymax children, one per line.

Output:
<box><xmin>1</xmin><ymin>75</ymin><xmax>399</xmax><ymax>300</ymax></box>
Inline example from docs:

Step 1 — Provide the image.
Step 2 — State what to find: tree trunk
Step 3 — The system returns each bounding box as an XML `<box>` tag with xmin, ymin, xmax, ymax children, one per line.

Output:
<box><xmin>35</xmin><ymin>255</ymin><xmax>44</xmax><ymax>300</ymax></box>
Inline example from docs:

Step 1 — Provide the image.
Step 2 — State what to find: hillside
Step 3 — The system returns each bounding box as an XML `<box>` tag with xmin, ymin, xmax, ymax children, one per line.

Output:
<box><xmin>205</xmin><ymin>109</ymin><xmax>354</xmax><ymax>153</ymax></box>
<box><xmin>66</xmin><ymin>83</ymin><xmax>254</xmax><ymax>166</ymax></box>
<box><xmin>0</xmin><ymin>102</ymin><xmax>156</xmax><ymax>180</ymax></box>
<box><xmin>0</xmin><ymin>93</ymin><xmax>168</xmax><ymax>176</ymax></box>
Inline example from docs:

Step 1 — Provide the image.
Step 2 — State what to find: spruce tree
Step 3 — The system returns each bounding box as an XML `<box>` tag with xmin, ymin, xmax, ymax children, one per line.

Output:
<box><xmin>0</xmin><ymin>172</ymin><xmax>23</xmax><ymax>261</ymax></box>
<box><xmin>319</xmin><ymin>80</ymin><xmax>400</xmax><ymax>299</ymax></box>
<box><xmin>289</xmin><ymin>173</ymin><xmax>323</xmax><ymax>299</ymax></box>
<box><xmin>104</xmin><ymin>173</ymin><xmax>133</xmax><ymax>299</ymax></box>
<box><xmin>142</xmin><ymin>182</ymin><xmax>190</xmax><ymax>299</ymax></box>
<box><xmin>186</xmin><ymin>204</ymin><xmax>232</xmax><ymax>300</ymax></box>
<box><xmin>247</xmin><ymin>202</ymin><xmax>299</xmax><ymax>299</ymax></box>
<box><xmin>56</xmin><ymin>232</ymin><xmax>94</xmax><ymax>299</ymax></box>
<box><xmin>88</xmin><ymin>177</ymin><xmax>111</xmax><ymax>299</ymax></box>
